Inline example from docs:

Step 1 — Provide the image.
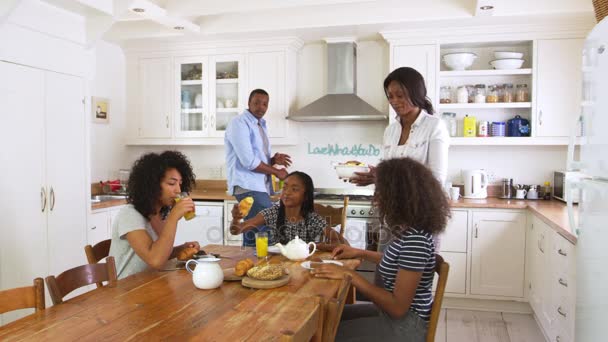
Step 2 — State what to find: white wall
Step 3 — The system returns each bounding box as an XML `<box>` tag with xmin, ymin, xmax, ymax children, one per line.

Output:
<box><xmin>92</xmin><ymin>39</ymin><xmax>567</xmax><ymax>189</ymax></box>
<box><xmin>89</xmin><ymin>40</ymin><xmax>128</xmax><ymax>182</ymax></box>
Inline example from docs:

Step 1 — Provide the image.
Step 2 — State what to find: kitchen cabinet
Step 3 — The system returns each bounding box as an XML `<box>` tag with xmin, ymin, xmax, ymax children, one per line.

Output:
<box><xmin>248</xmin><ymin>51</ymin><xmax>287</xmax><ymax>138</ymax></box>
<box><xmin>0</xmin><ymin>61</ymin><xmax>87</xmax><ymax>324</ymax></box>
<box><xmin>88</xmin><ymin>211</ymin><xmax>110</xmax><ymax>246</ymax></box>
<box><xmin>138</xmin><ymin>57</ymin><xmax>172</xmax><ymax>138</ymax></box>
<box><xmin>439</xmin><ymin>210</ymin><xmax>469</xmax><ymax>294</ymax></box>
<box><xmin>470</xmin><ymin>210</ymin><xmax>526</xmax><ymax>297</ymax></box>
<box><xmin>535</xmin><ymin>38</ymin><xmax>584</xmax><ymax>138</ymax></box>
<box><xmin>175</xmin><ymin>202</ymin><xmax>224</xmax><ymax>247</ymax></box>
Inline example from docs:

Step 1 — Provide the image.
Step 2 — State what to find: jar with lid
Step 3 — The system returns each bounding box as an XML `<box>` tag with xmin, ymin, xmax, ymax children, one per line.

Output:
<box><xmin>474</xmin><ymin>84</ymin><xmax>486</xmax><ymax>103</ymax></box>
<box><xmin>486</xmin><ymin>85</ymin><xmax>499</xmax><ymax>103</ymax></box>
<box><xmin>515</xmin><ymin>84</ymin><xmax>529</xmax><ymax>102</ymax></box>
<box><xmin>466</xmin><ymin>85</ymin><xmax>476</xmax><ymax>103</ymax></box>
<box><xmin>440</xmin><ymin>86</ymin><xmax>452</xmax><ymax>103</ymax></box>
<box><xmin>441</xmin><ymin>112</ymin><xmax>458</xmax><ymax>137</ymax></box>
<box><xmin>502</xmin><ymin>83</ymin><xmax>514</xmax><ymax>102</ymax></box>
<box><xmin>456</xmin><ymin>86</ymin><xmax>468</xmax><ymax>104</ymax></box>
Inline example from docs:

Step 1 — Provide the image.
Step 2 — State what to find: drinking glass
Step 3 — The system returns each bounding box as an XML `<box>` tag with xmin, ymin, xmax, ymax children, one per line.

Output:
<box><xmin>175</xmin><ymin>192</ymin><xmax>196</xmax><ymax>221</ymax></box>
<box><xmin>255</xmin><ymin>232</ymin><xmax>268</xmax><ymax>258</ymax></box>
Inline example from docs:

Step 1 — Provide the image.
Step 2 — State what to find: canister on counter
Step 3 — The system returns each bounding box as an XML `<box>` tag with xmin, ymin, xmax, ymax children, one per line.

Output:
<box><xmin>463</xmin><ymin>115</ymin><xmax>476</xmax><ymax>137</ymax></box>
<box><xmin>477</xmin><ymin>121</ymin><xmax>489</xmax><ymax>137</ymax></box>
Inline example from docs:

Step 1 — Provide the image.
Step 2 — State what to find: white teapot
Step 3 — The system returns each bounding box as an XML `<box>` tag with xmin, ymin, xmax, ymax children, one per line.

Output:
<box><xmin>185</xmin><ymin>258</ymin><xmax>224</xmax><ymax>289</ymax></box>
<box><xmin>276</xmin><ymin>236</ymin><xmax>316</xmax><ymax>261</ymax></box>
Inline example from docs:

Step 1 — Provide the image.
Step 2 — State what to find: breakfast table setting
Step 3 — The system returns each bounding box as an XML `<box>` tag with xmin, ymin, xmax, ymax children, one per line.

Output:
<box><xmin>0</xmin><ymin>244</ymin><xmax>360</xmax><ymax>341</ymax></box>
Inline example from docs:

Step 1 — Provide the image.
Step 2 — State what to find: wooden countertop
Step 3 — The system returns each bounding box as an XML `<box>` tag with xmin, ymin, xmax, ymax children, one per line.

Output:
<box><xmin>451</xmin><ymin>197</ymin><xmax>577</xmax><ymax>244</ymax></box>
<box><xmin>1</xmin><ymin>245</ymin><xmax>359</xmax><ymax>340</ymax></box>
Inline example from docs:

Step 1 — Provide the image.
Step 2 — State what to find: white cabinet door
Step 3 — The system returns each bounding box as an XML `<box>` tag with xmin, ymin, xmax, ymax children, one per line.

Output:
<box><xmin>391</xmin><ymin>45</ymin><xmax>436</xmax><ymax>122</ymax></box>
<box><xmin>441</xmin><ymin>210</ymin><xmax>468</xmax><ymax>252</ymax></box>
<box><xmin>248</xmin><ymin>51</ymin><xmax>286</xmax><ymax>138</ymax></box>
<box><xmin>441</xmin><ymin>252</ymin><xmax>467</xmax><ymax>294</ymax></box>
<box><xmin>175</xmin><ymin>203</ymin><xmax>223</xmax><ymax>247</ymax></box>
<box><xmin>139</xmin><ymin>57</ymin><xmax>172</xmax><ymax>138</ymax></box>
<box><xmin>45</xmin><ymin>71</ymin><xmax>88</xmax><ymax>277</ymax></box>
<box><xmin>0</xmin><ymin>62</ymin><xmax>48</xmax><ymax>324</ymax></box>
<box><xmin>535</xmin><ymin>39</ymin><xmax>584</xmax><ymax>137</ymax></box>
<box><xmin>88</xmin><ymin>211</ymin><xmax>110</xmax><ymax>246</ymax></box>
<box><xmin>209</xmin><ymin>55</ymin><xmax>244</xmax><ymax>137</ymax></box>
<box><xmin>471</xmin><ymin>210</ymin><xmax>526</xmax><ymax>297</ymax></box>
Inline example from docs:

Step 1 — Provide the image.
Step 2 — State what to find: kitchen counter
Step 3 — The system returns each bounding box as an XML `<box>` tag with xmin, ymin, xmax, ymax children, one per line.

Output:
<box><xmin>451</xmin><ymin>197</ymin><xmax>577</xmax><ymax>244</ymax></box>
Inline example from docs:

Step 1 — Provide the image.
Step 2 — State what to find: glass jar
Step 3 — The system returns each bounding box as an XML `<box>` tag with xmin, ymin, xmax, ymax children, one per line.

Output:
<box><xmin>516</xmin><ymin>84</ymin><xmax>529</xmax><ymax>102</ymax></box>
<box><xmin>440</xmin><ymin>86</ymin><xmax>452</xmax><ymax>104</ymax></box>
<box><xmin>456</xmin><ymin>86</ymin><xmax>469</xmax><ymax>104</ymax></box>
<box><xmin>502</xmin><ymin>83</ymin><xmax>514</xmax><ymax>103</ymax></box>
<box><xmin>474</xmin><ymin>84</ymin><xmax>486</xmax><ymax>103</ymax></box>
<box><xmin>466</xmin><ymin>85</ymin><xmax>475</xmax><ymax>103</ymax></box>
<box><xmin>441</xmin><ymin>112</ymin><xmax>458</xmax><ymax>137</ymax></box>
<box><xmin>486</xmin><ymin>85</ymin><xmax>499</xmax><ymax>103</ymax></box>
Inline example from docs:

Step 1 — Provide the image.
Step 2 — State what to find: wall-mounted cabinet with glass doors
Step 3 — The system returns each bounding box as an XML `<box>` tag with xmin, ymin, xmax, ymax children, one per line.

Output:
<box><xmin>174</xmin><ymin>55</ymin><xmax>245</xmax><ymax>138</ymax></box>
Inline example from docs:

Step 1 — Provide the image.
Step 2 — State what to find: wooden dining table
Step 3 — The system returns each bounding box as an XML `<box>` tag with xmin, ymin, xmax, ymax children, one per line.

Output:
<box><xmin>0</xmin><ymin>245</ymin><xmax>360</xmax><ymax>341</ymax></box>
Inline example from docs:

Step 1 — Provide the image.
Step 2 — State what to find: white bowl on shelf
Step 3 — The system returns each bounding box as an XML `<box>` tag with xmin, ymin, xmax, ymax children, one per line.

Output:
<box><xmin>493</xmin><ymin>51</ymin><xmax>524</xmax><ymax>59</ymax></box>
<box><xmin>489</xmin><ymin>59</ymin><xmax>525</xmax><ymax>70</ymax></box>
<box><xmin>442</xmin><ymin>53</ymin><xmax>478</xmax><ymax>71</ymax></box>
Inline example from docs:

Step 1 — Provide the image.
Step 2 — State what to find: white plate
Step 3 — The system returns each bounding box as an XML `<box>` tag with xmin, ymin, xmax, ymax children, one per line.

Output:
<box><xmin>301</xmin><ymin>260</ymin><xmax>344</xmax><ymax>270</ymax></box>
<box><xmin>268</xmin><ymin>245</ymin><xmax>281</xmax><ymax>254</ymax></box>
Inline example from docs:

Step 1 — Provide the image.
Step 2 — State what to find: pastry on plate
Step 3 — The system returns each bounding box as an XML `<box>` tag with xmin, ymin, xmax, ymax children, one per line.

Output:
<box><xmin>247</xmin><ymin>264</ymin><xmax>284</xmax><ymax>281</ymax></box>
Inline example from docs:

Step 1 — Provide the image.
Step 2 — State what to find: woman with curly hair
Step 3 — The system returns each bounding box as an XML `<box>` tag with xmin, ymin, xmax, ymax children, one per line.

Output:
<box><xmin>312</xmin><ymin>158</ymin><xmax>451</xmax><ymax>341</ymax></box>
<box><xmin>109</xmin><ymin>151</ymin><xmax>199</xmax><ymax>279</ymax></box>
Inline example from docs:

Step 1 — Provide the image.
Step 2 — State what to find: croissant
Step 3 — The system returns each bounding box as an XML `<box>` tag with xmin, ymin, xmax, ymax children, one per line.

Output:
<box><xmin>234</xmin><ymin>258</ymin><xmax>255</xmax><ymax>276</ymax></box>
<box><xmin>177</xmin><ymin>247</ymin><xmax>198</xmax><ymax>261</ymax></box>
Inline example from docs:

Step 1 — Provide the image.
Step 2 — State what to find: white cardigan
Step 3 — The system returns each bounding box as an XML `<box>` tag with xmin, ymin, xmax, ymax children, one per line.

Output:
<box><xmin>382</xmin><ymin>110</ymin><xmax>450</xmax><ymax>185</ymax></box>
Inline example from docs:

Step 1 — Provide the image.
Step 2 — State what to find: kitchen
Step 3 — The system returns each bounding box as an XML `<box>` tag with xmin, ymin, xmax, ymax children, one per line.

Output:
<box><xmin>1</xmin><ymin>0</ymin><xmax>607</xmax><ymax>341</ymax></box>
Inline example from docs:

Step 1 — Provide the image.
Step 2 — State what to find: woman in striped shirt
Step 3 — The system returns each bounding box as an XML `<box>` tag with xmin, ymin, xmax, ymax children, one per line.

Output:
<box><xmin>312</xmin><ymin>158</ymin><xmax>451</xmax><ymax>341</ymax></box>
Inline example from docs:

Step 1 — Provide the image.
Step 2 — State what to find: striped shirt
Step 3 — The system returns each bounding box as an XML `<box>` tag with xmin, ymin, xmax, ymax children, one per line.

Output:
<box><xmin>382</xmin><ymin>110</ymin><xmax>449</xmax><ymax>185</ymax></box>
<box><xmin>377</xmin><ymin>228</ymin><xmax>436</xmax><ymax>321</ymax></box>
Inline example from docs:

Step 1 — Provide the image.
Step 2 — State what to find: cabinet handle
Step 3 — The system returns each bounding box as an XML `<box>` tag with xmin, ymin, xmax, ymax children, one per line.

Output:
<box><xmin>91</xmin><ymin>226</ymin><xmax>97</xmax><ymax>230</ymax></box>
<box><xmin>557</xmin><ymin>306</ymin><xmax>567</xmax><ymax>317</ymax></box>
<box><xmin>558</xmin><ymin>248</ymin><xmax>568</xmax><ymax>256</ymax></box>
<box><xmin>539</xmin><ymin>110</ymin><xmax>543</xmax><ymax>126</ymax></box>
<box><xmin>203</xmin><ymin>114</ymin><xmax>207</xmax><ymax>130</ymax></box>
<box><xmin>41</xmin><ymin>187</ymin><xmax>47</xmax><ymax>212</ymax></box>
<box><xmin>50</xmin><ymin>187</ymin><xmax>55</xmax><ymax>211</ymax></box>
<box><xmin>556</xmin><ymin>337</ymin><xmax>561</xmax><ymax>342</ymax></box>
<box><xmin>474</xmin><ymin>224</ymin><xmax>478</xmax><ymax>238</ymax></box>
<box><xmin>166</xmin><ymin>116</ymin><xmax>169</xmax><ymax>128</ymax></box>
<box><xmin>558</xmin><ymin>278</ymin><xmax>568</xmax><ymax>287</ymax></box>
<box><xmin>538</xmin><ymin>234</ymin><xmax>545</xmax><ymax>253</ymax></box>
<box><xmin>211</xmin><ymin>115</ymin><xmax>216</xmax><ymax>130</ymax></box>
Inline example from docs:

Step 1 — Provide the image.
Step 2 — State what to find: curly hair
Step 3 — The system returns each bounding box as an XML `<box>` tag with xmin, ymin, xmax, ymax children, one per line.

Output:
<box><xmin>127</xmin><ymin>151</ymin><xmax>196</xmax><ymax>219</ymax></box>
<box><xmin>383</xmin><ymin>67</ymin><xmax>435</xmax><ymax>114</ymax></box>
<box><xmin>374</xmin><ymin>158</ymin><xmax>450</xmax><ymax>236</ymax></box>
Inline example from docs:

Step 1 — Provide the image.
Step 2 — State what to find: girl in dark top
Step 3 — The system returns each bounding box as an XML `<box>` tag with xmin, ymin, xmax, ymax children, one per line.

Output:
<box><xmin>230</xmin><ymin>171</ymin><xmax>347</xmax><ymax>245</ymax></box>
<box><xmin>312</xmin><ymin>158</ymin><xmax>451</xmax><ymax>341</ymax></box>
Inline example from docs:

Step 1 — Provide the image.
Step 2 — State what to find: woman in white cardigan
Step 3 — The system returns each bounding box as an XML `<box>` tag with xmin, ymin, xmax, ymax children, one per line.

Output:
<box><xmin>352</xmin><ymin>67</ymin><xmax>449</xmax><ymax>250</ymax></box>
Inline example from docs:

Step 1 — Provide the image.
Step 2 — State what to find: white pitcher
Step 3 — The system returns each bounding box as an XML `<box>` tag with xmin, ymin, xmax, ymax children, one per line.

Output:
<box><xmin>185</xmin><ymin>258</ymin><xmax>224</xmax><ymax>289</ymax></box>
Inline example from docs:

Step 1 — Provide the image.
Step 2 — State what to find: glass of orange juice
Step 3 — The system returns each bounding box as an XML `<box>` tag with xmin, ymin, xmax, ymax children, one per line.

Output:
<box><xmin>255</xmin><ymin>231</ymin><xmax>268</xmax><ymax>258</ymax></box>
<box><xmin>174</xmin><ymin>192</ymin><xmax>196</xmax><ymax>221</ymax></box>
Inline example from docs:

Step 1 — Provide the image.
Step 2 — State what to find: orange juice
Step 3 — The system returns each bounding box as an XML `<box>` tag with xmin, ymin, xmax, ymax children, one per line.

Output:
<box><xmin>238</xmin><ymin>196</ymin><xmax>254</xmax><ymax>217</ymax></box>
<box><xmin>255</xmin><ymin>232</ymin><xmax>268</xmax><ymax>258</ymax></box>
<box><xmin>174</xmin><ymin>195</ymin><xmax>196</xmax><ymax>221</ymax></box>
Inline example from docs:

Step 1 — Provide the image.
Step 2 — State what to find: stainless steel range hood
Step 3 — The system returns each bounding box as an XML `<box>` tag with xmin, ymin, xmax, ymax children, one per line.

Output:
<box><xmin>287</xmin><ymin>42</ymin><xmax>387</xmax><ymax>122</ymax></box>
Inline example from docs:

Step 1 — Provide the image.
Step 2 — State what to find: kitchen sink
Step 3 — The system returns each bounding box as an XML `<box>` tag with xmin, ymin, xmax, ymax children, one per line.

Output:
<box><xmin>91</xmin><ymin>195</ymin><xmax>127</xmax><ymax>203</ymax></box>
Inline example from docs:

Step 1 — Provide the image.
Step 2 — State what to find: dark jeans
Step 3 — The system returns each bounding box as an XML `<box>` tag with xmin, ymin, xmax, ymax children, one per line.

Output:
<box><xmin>234</xmin><ymin>190</ymin><xmax>273</xmax><ymax>247</ymax></box>
<box><xmin>337</xmin><ymin>304</ymin><xmax>427</xmax><ymax>342</ymax></box>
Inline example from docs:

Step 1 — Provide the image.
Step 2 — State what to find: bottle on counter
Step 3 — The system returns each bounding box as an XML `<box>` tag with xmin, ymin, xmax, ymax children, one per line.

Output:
<box><xmin>543</xmin><ymin>181</ymin><xmax>552</xmax><ymax>200</ymax></box>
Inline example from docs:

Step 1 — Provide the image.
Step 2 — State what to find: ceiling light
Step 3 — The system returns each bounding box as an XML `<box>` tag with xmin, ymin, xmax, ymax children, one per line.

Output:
<box><xmin>132</xmin><ymin>8</ymin><xmax>145</xmax><ymax>13</ymax></box>
<box><xmin>174</xmin><ymin>26</ymin><xmax>184</xmax><ymax>30</ymax></box>
<box><xmin>480</xmin><ymin>5</ymin><xmax>494</xmax><ymax>10</ymax></box>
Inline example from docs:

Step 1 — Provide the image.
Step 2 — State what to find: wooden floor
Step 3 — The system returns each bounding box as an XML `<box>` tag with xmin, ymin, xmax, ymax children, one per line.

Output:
<box><xmin>434</xmin><ymin>309</ymin><xmax>546</xmax><ymax>342</ymax></box>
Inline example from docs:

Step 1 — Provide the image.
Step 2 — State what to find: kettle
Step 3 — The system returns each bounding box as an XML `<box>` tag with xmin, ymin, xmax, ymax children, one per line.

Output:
<box><xmin>462</xmin><ymin>169</ymin><xmax>488</xmax><ymax>199</ymax></box>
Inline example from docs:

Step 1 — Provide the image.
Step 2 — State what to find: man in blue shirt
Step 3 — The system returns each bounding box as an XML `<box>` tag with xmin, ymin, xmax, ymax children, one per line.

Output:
<box><xmin>224</xmin><ymin>89</ymin><xmax>291</xmax><ymax>247</ymax></box>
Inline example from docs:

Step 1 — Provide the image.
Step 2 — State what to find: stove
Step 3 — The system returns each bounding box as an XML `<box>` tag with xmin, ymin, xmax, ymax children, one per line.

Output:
<box><xmin>313</xmin><ymin>188</ymin><xmax>377</xmax><ymax>218</ymax></box>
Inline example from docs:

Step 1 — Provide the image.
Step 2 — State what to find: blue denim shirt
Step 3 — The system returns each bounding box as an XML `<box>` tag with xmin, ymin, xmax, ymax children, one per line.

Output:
<box><xmin>225</xmin><ymin>110</ymin><xmax>273</xmax><ymax>195</ymax></box>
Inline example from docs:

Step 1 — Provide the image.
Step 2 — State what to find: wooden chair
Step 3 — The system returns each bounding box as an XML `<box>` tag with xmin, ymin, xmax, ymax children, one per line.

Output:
<box><xmin>280</xmin><ymin>296</ymin><xmax>323</xmax><ymax>342</ymax></box>
<box><xmin>321</xmin><ymin>274</ymin><xmax>352</xmax><ymax>341</ymax></box>
<box><xmin>426</xmin><ymin>254</ymin><xmax>450</xmax><ymax>342</ymax></box>
<box><xmin>0</xmin><ymin>278</ymin><xmax>45</xmax><ymax>315</ymax></box>
<box><xmin>45</xmin><ymin>256</ymin><xmax>118</xmax><ymax>305</ymax></box>
<box><xmin>314</xmin><ymin>196</ymin><xmax>349</xmax><ymax>238</ymax></box>
<box><xmin>84</xmin><ymin>239</ymin><xmax>111</xmax><ymax>288</ymax></box>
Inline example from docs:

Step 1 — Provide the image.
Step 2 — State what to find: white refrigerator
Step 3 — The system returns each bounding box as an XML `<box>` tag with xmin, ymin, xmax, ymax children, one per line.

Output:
<box><xmin>568</xmin><ymin>17</ymin><xmax>608</xmax><ymax>342</ymax></box>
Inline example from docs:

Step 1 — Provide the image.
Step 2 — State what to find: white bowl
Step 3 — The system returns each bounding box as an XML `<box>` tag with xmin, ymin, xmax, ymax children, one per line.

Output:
<box><xmin>490</xmin><ymin>59</ymin><xmax>524</xmax><ymax>70</ymax></box>
<box><xmin>442</xmin><ymin>53</ymin><xmax>478</xmax><ymax>71</ymax></box>
<box><xmin>334</xmin><ymin>164</ymin><xmax>370</xmax><ymax>181</ymax></box>
<box><xmin>493</xmin><ymin>51</ymin><xmax>524</xmax><ymax>59</ymax></box>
